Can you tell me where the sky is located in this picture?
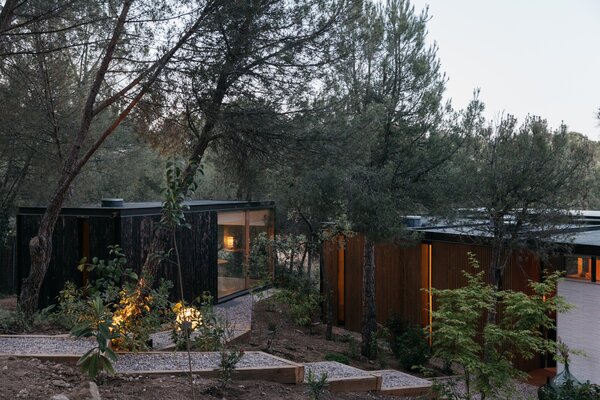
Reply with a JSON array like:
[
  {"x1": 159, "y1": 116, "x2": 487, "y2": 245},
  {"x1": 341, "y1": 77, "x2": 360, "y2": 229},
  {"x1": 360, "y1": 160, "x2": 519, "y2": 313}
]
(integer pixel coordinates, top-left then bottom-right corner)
[{"x1": 407, "y1": 0, "x2": 600, "y2": 140}]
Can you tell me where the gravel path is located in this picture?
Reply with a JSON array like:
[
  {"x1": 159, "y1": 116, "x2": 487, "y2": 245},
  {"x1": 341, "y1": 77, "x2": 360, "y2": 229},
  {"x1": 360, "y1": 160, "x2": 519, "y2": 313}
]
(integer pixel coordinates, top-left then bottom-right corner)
[
  {"x1": 304, "y1": 361, "x2": 373, "y2": 382},
  {"x1": 114, "y1": 351, "x2": 291, "y2": 372},
  {"x1": 370, "y1": 369, "x2": 431, "y2": 389},
  {"x1": 150, "y1": 289, "x2": 274, "y2": 350},
  {"x1": 432, "y1": 377, "x2": 538, "y2": 400},
  {"x1": 0, "y1": 336, "x2": 94, "y2": 355}
]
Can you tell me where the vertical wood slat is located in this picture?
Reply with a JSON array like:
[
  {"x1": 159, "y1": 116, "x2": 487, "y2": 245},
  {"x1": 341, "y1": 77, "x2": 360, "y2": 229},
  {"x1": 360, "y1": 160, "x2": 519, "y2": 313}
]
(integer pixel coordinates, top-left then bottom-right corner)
[
  {"x1": 322, "y1": 236, "x2": 546, "y2": 371},
  {"x1": 321, "y1": 238, "x2": 339, "y2": 324},
  {"x1": 344, "y1": 235, "x2": 364, "y2": 332},
  {"x1": 0, "y1": 236, "x2": 16, "y2": 293}
]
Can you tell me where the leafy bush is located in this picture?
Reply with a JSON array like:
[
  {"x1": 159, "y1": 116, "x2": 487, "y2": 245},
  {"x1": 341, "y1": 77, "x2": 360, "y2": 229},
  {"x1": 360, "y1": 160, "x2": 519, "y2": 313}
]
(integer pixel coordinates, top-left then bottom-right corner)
[
  {"x1": 71, "y1": 297, "x2": 119, "y2": 380},
  {"x1": 274, "y1": 280, "x2": 322, "y2": 328},
  {"x1": 344, "y1": 334, "x2": 361, "y2": 360},
  {"x1": 324, "y1": 352, "x2": 350, "y2": 365},
  {"x1": 430, "y1": 257, "x2": 568, "y2": 400},
  {"x1": 539, "y1": 380, "x2": 600, "y2": 400},
  {"x1": 192, "y1": 293, "x2": 227, "y2": 351},
  {"x1": 386, "y1": 314, "x2": 430, "y2": 371},
  {"x1": 111, "y1": 279, "x2": 173, "y2": 351},
  {"x1": 78, "y1": 245, "x2": 138, "y2": 304},
  {"x1": 216, "y1": 348, "x2": 244, "y2": 394},
  {"x1": 0, "y1": 308, "x2": 28, "y2": 333},
  {"x1": 55, "y1": 281, "x2": 86, "y2": 329}
]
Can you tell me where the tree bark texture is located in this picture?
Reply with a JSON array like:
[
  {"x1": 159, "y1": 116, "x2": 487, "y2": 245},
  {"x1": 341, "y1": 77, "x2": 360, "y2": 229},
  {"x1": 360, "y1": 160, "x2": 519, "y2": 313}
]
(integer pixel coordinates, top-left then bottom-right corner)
[
  {"x1": 361, "y1": 237, "x2": 377, "y2": 359},
  {"x1": 18, "y1": 0, "x2": 134, "y2": 317},
  {"x1": 0, "y1": 0, "x2": 18, "y2": 35}
]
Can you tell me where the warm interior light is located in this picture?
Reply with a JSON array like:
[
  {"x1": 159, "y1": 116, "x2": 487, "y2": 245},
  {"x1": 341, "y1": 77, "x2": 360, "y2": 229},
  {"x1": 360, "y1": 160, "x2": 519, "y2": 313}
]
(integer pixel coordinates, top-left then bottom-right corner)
[
  {"x1": 173, "y1": 302, "x2": 202, "y2": 331},
  {"x1": 226, "y1": 235, "x2": 235, "y2": 249}
]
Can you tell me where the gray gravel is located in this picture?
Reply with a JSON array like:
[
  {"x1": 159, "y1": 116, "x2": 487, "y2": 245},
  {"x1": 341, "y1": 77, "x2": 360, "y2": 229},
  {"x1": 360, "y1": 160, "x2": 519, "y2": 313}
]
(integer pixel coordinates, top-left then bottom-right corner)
[
  {"x1": 432, "y1": 377, "x2": 538, "y2": 400},
  {"x1": 114, "y1": 351, "x2": 291, "y2": 372},
  {"x1": 0, "y1": 336, "x2": 94, "y2": 355},
  {"x1": 371, "y1": 369, "x2": 431, "y2": 389},
  {"x1": 304, "y1": 361, "x2": 372, "y2": 382}
]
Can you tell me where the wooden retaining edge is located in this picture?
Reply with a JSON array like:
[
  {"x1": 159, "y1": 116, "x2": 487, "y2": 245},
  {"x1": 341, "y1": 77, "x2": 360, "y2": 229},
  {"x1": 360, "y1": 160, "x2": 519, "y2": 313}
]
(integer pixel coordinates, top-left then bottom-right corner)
[
  {"x1": 368, "y1": 370, "x2": 433, "y2": 397},
  {"x1": 378, "y1": 384, "x2": 433, "y2": 397},
  {"x1": 0, "y1": 353, "x2": 80, "y2": 364},
  {"x1": 0, "y1": 334, "x2": 71, "y2": 338},
  {"x1": 322, "y1": 375, "x2": 381, "y2": 392},
  {"x1": 1, "y1": 351, "x2": 304, "y2": 384},
  {"x1": 118, "y1": 365, "x2": 304, "y2": 385}
]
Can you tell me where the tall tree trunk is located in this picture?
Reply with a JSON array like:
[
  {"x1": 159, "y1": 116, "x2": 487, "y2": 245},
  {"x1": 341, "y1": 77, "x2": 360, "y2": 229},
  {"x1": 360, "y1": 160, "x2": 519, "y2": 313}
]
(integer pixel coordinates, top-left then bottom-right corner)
[
  {"x1": 361, "y1": 236, "x2": 377, "y2": 359},
  {"x1": 19, "y1": 183, "x2": 69, "y2": 314},
  {"x1": 18, "y1": 0, "x2": 218, "y2": 316},
  {"x1": 487, "y1": 239, "x2": 506, "y2": 325}
]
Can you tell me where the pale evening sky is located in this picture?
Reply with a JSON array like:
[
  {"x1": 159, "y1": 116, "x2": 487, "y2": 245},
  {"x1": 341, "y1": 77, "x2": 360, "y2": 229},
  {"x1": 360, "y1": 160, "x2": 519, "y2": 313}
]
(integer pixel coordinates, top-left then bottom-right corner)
[{"x1": 407, "y1": 0, "x2": 600, "y2": 139}]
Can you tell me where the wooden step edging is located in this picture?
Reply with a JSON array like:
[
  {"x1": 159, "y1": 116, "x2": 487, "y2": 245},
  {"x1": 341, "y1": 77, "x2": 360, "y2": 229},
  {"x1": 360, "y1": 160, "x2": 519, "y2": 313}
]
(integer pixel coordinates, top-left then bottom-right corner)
[
  {"x1": 1, "y1": 350, "x2": 304, "y2": 384},
  {"x1": 116, "y1": 351, "x2": 304, "y2": 385},
  {"x1": 369, "y1": 369, "x2": 433, "y2": 397},
  {"x1": 325, "y1": 374, "x2": 381, "y2": 392},
  {"x1": 119, "y1": 364, "x2": 303, "y2": 385}
]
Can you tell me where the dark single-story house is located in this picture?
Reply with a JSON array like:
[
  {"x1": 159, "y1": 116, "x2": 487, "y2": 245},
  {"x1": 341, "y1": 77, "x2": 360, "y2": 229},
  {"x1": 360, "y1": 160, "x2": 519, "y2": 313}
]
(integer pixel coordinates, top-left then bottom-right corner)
[
  {"x1": 322, "y1": 212, "x2": 600, "y2": 380},
  {"x1": 17, "y1": 199, "x2": 275, "y2": 308}
]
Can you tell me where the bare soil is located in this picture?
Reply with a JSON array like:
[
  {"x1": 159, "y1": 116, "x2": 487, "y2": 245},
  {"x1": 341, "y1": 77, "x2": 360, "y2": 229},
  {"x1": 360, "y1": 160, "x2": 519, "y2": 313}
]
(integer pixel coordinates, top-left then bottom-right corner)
[
  {"x1": 245, "y1": 299, "x2": 399, "y2": 373},
  {"x1": 0, "y1": 296, "x2": 404, "y2": 399},
  {"x1": 0, "y1": 356, "x2": 397, "y2": 400}
]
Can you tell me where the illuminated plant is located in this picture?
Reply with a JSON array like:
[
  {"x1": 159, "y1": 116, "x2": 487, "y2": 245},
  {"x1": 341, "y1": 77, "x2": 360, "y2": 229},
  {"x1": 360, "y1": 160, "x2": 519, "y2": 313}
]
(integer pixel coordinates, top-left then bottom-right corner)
[
  {"x1": 111, "y1": 278, "x2": 172, "y2": 351},
  {"x1": 71, "y1": 297, "x2": 119, "y2": 380}
]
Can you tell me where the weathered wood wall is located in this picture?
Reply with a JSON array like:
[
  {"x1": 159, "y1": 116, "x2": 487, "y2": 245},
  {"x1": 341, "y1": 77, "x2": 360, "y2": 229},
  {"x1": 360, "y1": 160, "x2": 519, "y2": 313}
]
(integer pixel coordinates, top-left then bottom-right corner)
[
  {"x1": 0, "y1": 236, "x2": 16, "y2": 293},
  {"x1": 323, "y1": 235, "x2": 547, "y2": 371},
  {"x1": 171, "y1": 211, "x2": 218, "y2": 302},
  {"x1": 18, "y1": 209, "x2": 219, "y2": 308},
  {"x1": 114, "y1": 211, "x2": 218, "y2": 302},
  {"x1": 17, "y1": 215, "x2": 92, "y2": 308},
  {"x1": 323, "y1": 235, "x2": 423, "y2": 332}
]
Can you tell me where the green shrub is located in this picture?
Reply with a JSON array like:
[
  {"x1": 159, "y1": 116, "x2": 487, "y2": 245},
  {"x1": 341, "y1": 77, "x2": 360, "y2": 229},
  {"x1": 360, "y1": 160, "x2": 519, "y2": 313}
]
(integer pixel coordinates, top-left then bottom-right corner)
[
  {"x1": 344, "y1": 334, "x2": 361, "y2": 360},
  {"x1": 275, "y1": 286, "x2": 322, "y2": 328},
  {"x1": 386, "y1": 314, "x2": 430, "y2": 371},
  {"x1": 71, "y1": 297, "x2": 119, "y2": 380},
  {"x1": 216, "y1": 349, "x2": 244, "y2": 394},
  {"x1": 78, "y1": 245, "x2": 138, "y2": 304},
  {"x1": 539, "y1": 380, "x2": 600, "y2": 400},
  {"x1": 55, "y1": 281, "x2": 86, "y2": 329},
  {"x1": 324, "y1": 352, "x2": 350, "y2": 365},
  {"x1": 111, "y1": 279, "x2": 173, "y2": 351},
  {"x1": 0, "y1": 308, "x2": 28, "y2": 333}
]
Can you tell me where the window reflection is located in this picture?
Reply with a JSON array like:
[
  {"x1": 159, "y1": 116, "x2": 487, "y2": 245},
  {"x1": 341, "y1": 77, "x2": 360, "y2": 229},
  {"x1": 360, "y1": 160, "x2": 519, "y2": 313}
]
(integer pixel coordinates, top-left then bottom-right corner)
[
  {"x1": 217, "y1": 209, "x2": 274, "y2": 298},
  {"x1": 565, "y1": 255, "x2": 600, "y2": 282}
]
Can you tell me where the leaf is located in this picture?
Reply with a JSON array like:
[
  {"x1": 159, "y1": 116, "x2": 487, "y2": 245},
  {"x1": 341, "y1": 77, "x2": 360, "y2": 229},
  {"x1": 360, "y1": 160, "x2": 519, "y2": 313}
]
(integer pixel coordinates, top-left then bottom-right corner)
[
  {"x1": 71, "y1": 321, "x2": 93, "y2": 338},
  {"x1": 104, "y1": 347, "x2": 118, "y2": 362},
  {"x1": 77, "y1": 348, "x2": 96, "y2": 365}
]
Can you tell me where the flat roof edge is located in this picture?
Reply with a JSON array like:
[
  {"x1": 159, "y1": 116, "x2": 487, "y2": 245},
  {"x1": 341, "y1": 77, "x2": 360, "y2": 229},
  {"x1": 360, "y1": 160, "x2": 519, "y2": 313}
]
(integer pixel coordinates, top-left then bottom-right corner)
[{"x1": 17, "y1": 200, "x2": 275, "y2": 217}]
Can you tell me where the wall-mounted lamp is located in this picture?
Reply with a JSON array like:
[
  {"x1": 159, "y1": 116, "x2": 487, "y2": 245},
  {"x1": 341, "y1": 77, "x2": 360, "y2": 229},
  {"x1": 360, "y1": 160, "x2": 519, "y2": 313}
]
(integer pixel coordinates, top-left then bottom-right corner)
[{"x1": 226, "y1": 236, "x2": 235, "y2": 249}]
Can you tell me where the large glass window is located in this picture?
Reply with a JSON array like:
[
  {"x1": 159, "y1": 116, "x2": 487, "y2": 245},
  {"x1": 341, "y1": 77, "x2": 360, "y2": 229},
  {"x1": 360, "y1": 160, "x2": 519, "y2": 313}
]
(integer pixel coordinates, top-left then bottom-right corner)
[
  {"x1": 565, "y1": 255, "x2": 600, "y2": 283},
  {"x1": 217, "y1": 209, "x2": 273, "y2": 298}
]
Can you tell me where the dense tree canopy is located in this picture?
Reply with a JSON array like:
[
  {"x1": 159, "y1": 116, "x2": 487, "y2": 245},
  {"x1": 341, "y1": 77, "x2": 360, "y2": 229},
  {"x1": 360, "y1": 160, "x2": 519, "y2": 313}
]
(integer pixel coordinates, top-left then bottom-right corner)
[
  {"x1": 449, "y1": 115, "x2": 594, "y2": 290},
  {"x1": 0, "y1": 0, "x2": 597, "y2": 341}
]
